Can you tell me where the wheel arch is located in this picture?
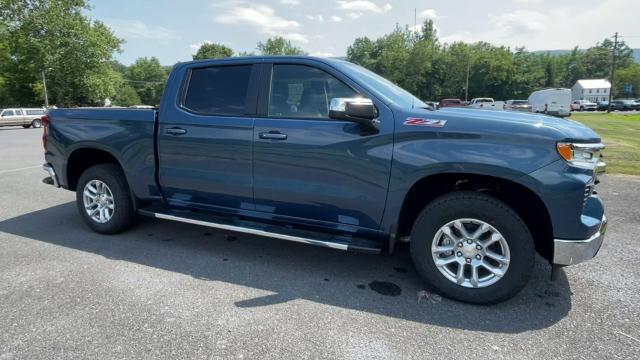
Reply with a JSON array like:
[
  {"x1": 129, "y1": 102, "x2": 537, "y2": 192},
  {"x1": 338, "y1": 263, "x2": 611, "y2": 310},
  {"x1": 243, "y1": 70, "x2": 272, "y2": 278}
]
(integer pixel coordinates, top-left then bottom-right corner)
[
  {"x1": 393, "y1": 172, "x2": 554, "y2": 261},
  {"x1": 66, "y1": 146, "x2": 126, "y2": 191}
]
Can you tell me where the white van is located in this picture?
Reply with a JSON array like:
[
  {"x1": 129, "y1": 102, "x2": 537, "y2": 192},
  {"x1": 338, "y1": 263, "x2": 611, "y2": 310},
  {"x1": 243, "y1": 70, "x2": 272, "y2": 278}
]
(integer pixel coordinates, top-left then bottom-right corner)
[{"x1": 528, "y1": 88, "x2": 571, "y2": 117}]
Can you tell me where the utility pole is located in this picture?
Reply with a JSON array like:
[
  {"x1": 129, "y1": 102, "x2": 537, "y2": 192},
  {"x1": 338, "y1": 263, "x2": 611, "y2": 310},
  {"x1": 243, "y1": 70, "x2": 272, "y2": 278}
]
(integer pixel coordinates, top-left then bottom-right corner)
[
  {"x1": 465, "y1": 60, "x2": 470, "y2": 102},
  {"x1": 607, "y1": 32, "x2": 618, "y2": 113},
  {"x1": 42, "y1": 71, "x2": 49, "y2": 108},
  {"x1": 414, "y1": 8, "x2": 417, "y2": 28}
]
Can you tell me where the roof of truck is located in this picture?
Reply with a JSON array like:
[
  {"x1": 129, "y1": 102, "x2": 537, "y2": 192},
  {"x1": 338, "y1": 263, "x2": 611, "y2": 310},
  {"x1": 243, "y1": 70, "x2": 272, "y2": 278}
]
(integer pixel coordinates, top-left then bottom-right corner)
[{"x1": 182, "y1": 56, "x2": 347, "y2": 66}]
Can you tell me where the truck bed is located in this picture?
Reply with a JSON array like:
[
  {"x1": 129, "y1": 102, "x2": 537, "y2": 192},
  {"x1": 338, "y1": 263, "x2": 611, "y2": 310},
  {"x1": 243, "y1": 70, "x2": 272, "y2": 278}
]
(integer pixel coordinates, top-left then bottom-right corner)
[{"x1": 45, "y1": 108, "x2": 160, "y2": 200}]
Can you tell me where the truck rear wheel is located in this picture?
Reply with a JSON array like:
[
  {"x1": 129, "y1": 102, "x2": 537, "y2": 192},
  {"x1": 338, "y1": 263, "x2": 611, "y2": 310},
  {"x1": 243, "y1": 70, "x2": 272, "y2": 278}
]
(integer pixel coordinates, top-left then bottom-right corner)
[
  {"x1": 410, "y1": 192, "x2": 534, "y2": 304},
  {"x1": 76, "y1": 163, "x2": 136, "y2": 234}
]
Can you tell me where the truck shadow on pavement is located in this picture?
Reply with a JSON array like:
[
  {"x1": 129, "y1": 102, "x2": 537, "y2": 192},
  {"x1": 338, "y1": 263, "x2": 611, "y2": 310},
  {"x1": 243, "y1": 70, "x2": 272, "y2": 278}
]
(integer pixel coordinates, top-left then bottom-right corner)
[{"x1": 0, "y1": 202, "x2": 572, "y2": 333}]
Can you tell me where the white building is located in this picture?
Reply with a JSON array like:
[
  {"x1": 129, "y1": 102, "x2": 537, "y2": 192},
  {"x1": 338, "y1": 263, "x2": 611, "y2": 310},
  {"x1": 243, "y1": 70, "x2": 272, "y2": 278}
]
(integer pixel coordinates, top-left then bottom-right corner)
[{"x1": 571, "y1": 79, "x2": 611, "y2": 102}]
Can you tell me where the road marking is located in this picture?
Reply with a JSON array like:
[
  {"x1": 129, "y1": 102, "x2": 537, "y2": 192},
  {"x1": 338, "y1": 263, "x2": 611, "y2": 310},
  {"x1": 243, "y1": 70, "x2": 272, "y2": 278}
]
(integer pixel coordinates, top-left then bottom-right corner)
[
  {"x1": 0, "y1": 165, "x2": 41, "y2": 175},
  {"x1": 617, "y1": 331, "x2": 640, "y2": 345}
]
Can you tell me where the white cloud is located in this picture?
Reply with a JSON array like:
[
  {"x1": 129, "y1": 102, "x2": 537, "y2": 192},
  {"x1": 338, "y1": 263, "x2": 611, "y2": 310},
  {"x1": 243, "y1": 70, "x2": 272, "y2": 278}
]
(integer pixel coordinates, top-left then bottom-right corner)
[
  {"x1": 311, "y1": 51, "x2": 335, "y2": 57},
  {"x1": 107, "y1": 19, "x2": 180, "y2": 41},
  {"x1": 489, "y1": 10, "x2": 546, "y2": 34},
  {"x1": 215, "y1": 4, "x2": 300, "y2": 31},
  {"x1": 331, "y1": 15, "x2": 343, "y2": 22},
  {"x1": 280, "y1": 33, "x2": 309, "y2": 43},
  {"x1": 335, "y1": 1, "x2": 392, "y2": 13},
  {"x1": 280, "y1": 0, "x2": 300, "y2": 5},
  {"x1": 418, "y1": 9, "x2": 439, "y2": 19},
  {"x1": 214, "y1": 2, "x2": 308, "y2": 43},
  {"x1": 347, "y1": 12, "x2": 363, "y2": 19},
  {"x1": 306, "y1": 14, "x2": 324, "y2": 22}
]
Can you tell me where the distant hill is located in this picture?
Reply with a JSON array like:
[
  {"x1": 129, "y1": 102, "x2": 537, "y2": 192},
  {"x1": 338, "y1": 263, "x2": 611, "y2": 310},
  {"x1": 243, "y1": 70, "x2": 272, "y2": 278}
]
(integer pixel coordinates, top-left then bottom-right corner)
[{"x1": 533, "y1": 49, "x2": 640, "y2": 62}]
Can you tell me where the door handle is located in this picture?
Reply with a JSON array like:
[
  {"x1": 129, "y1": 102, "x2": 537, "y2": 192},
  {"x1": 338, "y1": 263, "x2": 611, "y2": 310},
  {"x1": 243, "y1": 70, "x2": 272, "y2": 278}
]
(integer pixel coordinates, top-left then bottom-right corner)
[
  {"x1": 166, "y1": 127, "x2": 187, "y2": 136},
  {"x1": 259, "y1": 131, "x2": 288, "y2": 140}
]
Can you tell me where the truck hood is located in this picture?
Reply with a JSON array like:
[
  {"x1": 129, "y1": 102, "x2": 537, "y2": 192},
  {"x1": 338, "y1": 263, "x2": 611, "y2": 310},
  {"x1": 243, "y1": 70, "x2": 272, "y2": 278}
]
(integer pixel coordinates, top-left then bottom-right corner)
[{"x1": 423, "y1": 108, "x2": 602, "y2": 143}]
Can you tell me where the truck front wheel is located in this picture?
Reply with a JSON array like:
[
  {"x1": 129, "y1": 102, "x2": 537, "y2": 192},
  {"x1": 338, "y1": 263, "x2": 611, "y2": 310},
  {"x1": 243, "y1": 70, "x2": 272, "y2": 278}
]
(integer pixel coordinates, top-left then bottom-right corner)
[
  {"x1": 410, "y1": 192, "x2": 534, "y2": 304},
  {"x1": 76, "y1": 163, "x2": 136, "y2": 234}
]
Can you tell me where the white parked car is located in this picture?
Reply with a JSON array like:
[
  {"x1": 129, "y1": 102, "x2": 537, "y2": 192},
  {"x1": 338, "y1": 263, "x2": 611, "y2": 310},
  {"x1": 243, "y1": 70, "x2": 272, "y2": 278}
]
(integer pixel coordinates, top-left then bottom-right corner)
[
  {"x1": 528, "y1": 88, "x2": 571, "y2": 117},
  {"x1": 468, "y1": 98, "x2": 505, "y2": 111},
  {"x1": 570, "y1": 100, "x2": 597, "y2": 112},
  {"x1": 0, "y1": 108, "x2": 47, "y2": 128}
]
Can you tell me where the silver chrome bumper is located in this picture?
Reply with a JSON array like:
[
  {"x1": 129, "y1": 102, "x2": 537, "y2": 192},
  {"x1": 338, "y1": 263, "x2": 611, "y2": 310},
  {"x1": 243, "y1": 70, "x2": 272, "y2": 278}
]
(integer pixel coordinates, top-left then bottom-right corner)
[
  {"x1": 553, "y1": 215, "x2": 607, "y2": 266},
  {"x1": 42, "y1": 163, "x2": 59, "y2": 187}
]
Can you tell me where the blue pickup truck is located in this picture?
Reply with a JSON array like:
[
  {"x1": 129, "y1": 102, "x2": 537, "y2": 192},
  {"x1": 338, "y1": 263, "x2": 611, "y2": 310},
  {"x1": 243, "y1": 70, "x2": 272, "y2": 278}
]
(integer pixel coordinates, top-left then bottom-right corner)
[{"x1": 41, "y1": 56, "x2": 607, "y2": 304}]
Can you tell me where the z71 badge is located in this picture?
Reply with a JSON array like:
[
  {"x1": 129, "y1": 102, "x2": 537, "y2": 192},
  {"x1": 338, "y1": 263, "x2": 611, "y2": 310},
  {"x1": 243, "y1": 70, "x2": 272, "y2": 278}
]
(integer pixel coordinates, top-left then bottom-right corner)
[{"x1": 404, "y1": 118, "x2": 447, "y2": 127}]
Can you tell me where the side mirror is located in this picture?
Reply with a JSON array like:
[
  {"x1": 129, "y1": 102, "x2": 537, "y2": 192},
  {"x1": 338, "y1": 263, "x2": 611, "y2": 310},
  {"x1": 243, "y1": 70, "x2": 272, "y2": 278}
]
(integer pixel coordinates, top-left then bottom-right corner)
[{"x1": 329, "y1": 97, "x2": 379, "y2": 132}]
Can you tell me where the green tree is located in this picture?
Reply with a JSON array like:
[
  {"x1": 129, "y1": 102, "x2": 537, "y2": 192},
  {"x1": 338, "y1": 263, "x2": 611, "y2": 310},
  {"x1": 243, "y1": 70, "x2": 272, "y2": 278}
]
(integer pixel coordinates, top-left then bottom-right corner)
[
  {"x1": 615, "y1": 64, "x2": 640, "y2": 98},
  {"x1": 347, "y1": 37, "x2": 376, "y2": 69},
  {"x1": 192, "y1": 42, "x2": 233, "y2": 60},
  {"x1": 128, "y1": 57, "x2": 167, "y2": 105},
  {"x1": 256, "y1": 37, "x2": 306, "y2": 55},
  {"x1": 0, "y1": 0, "x2": 122, "y2": 106},
  {"x1": 112, "y1": 83, "x2": 141, "y2": 107},
  {"x1": 561, "y1": 47, "x2": 586, "y2": 88}
]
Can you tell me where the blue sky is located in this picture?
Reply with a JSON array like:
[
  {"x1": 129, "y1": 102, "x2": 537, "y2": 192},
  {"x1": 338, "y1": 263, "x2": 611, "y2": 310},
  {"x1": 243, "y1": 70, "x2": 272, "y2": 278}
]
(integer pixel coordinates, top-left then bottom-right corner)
[{"x1": 89, "y1": 0, "x2": 640, "y2": 65}]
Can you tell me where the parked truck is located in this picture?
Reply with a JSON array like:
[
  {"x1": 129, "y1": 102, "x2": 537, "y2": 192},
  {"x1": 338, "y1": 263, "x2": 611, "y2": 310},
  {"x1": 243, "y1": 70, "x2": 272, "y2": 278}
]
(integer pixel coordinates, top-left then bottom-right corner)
[
  {"x1": 468, "y1": 98, "x2": 505, "y2": 111},
  {"x1": 41, "y1": 56, "x2": 607, "y2": 304},
  {"x1": 0, "y1": 108, "x2": 46, "y2": 128}
]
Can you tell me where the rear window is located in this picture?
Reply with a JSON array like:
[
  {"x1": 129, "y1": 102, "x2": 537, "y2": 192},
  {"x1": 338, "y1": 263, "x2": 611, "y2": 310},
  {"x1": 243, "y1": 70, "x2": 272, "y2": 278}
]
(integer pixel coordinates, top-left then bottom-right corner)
[{"x1": 183, "y1": 65, "x2": 252, "y2": 116}]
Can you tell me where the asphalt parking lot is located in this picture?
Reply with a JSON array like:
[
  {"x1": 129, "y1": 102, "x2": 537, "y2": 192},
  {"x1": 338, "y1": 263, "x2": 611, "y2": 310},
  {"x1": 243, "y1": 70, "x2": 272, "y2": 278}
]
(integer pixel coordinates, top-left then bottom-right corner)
[{"x1": 1, "y1": 127, "x2": 639, "y2": 359}]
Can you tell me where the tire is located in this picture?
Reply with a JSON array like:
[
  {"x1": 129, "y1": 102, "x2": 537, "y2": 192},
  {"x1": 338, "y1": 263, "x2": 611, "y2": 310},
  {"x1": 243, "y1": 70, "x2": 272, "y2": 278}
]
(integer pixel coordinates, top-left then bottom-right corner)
[
  {"x1": 31, "y1": 119, "x2": 41, "y2": 128},
  {"x1": 579, "y1": 106, "x2": 584, "y2": 112},
  {"x1": 76, "y1": 163, "x2": 136, "y2": 234},
  {"x1": 410, "y1": 192, "x2": 535, "y2": 304}
]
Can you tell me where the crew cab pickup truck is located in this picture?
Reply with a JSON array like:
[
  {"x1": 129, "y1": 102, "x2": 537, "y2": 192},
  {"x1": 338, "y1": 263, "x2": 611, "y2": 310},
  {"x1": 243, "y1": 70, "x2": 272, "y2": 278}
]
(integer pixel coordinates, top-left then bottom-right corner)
[{"x1": 41, "y1": 56, "x2": 607, "y2": 304}]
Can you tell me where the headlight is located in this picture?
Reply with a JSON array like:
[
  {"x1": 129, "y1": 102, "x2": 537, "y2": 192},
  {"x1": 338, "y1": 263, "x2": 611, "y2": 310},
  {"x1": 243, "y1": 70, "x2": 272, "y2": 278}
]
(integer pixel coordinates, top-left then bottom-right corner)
[{"x1": 556, "y1": 142, "x2": 606, "y2": 173}]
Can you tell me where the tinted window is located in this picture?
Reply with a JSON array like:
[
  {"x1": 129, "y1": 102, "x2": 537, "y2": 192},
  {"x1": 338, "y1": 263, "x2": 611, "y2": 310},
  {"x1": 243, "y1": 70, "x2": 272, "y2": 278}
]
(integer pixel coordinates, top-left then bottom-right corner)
[
  {"x1": 183, "y1": 65, "x2": 252, "y2": 115},
  {"x1": 2, "y1": 110, "x2": 15, "y2": 116},
  {"x1": 269, "y1": 65, "x2": 358, "y2": 118}
]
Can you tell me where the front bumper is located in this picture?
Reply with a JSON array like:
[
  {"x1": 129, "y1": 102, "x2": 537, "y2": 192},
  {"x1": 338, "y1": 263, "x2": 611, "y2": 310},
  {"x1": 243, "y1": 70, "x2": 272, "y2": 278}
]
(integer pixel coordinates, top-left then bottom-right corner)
[{"x1": 553, "y1": 214, "x2": 607, "y2": 266}]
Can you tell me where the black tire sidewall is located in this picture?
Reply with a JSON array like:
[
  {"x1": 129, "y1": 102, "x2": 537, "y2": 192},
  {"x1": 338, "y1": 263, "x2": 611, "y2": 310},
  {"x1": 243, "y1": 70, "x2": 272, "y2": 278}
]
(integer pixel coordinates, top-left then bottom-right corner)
[
  {"x1": 410, "y1": 192, "x2": 535, "y2": 304},
  {"x1": 76, "y1": 163, "x2": 135, "y2": 234}
]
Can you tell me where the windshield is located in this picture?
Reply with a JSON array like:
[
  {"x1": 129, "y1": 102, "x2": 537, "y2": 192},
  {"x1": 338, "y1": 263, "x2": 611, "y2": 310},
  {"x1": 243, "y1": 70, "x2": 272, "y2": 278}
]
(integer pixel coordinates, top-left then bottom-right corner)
[{"x1": 337, "y1": 61, "x2": 427, "y2": 109}]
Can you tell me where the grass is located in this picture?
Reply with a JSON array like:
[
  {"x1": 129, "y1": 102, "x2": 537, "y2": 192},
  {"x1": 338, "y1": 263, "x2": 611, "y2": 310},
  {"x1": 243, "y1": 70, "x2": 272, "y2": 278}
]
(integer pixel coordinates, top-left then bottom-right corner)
[{"x1": 569, "y1": 112, "x2": 640, "y2": 175}]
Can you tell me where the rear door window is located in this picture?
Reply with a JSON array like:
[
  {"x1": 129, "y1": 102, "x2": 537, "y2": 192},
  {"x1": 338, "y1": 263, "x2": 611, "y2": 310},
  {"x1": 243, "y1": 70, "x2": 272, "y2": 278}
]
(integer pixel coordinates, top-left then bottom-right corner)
[{"x1": 183, "y1": 65, "x2": 252, "y2": 116}]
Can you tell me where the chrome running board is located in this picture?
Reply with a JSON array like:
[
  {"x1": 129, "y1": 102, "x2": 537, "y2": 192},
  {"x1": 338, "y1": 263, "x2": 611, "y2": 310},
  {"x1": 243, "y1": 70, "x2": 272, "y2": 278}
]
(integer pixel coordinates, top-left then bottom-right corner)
[{"x1": 139, "y1": 209, "x2": 382, "y2": 254}]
